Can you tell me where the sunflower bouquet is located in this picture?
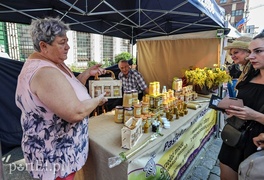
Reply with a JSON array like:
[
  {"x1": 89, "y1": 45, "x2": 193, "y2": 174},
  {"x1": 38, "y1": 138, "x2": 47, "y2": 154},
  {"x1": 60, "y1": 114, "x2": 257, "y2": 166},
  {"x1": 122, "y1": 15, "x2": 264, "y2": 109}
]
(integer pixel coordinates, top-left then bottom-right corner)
[{"x1": 185, "y1": 65, "x2": 231, "y2": 90}]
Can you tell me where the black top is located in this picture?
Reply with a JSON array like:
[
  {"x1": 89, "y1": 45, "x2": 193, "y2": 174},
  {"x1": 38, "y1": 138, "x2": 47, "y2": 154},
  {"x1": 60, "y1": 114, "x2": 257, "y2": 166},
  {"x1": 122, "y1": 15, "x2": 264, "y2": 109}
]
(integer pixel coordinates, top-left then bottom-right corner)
[
  {"x1": 228, "y1": 63, "x2": 242, "y2": 79},
  {"x1": 218, "y1": 78, "x2": 264, "y2": 172}
]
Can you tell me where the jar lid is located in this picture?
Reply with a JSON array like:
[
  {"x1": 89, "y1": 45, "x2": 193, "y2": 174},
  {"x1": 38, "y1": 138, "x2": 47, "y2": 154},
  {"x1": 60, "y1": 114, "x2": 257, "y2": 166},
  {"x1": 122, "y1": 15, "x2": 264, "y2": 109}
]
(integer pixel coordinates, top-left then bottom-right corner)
[
  {"x1": 115, "y1": 106, "x2": 123, "y2": 109},
  {"x1": 124, "y1": 107, "x2": 134, "y2": 110},
  {"x1": 124, "y1": 90, "x2": 132, "y2": 94},
  {"x1": 131, "y1": 89, "x2": 138, "y2": 93}
]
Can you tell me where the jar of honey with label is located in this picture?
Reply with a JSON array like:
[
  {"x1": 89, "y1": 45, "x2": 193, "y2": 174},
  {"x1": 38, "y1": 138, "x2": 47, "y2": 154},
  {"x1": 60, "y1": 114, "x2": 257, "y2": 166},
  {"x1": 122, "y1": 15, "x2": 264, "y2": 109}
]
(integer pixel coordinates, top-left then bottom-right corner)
[
  {"x1": 142, "y1": 102, "x2": 149, "y2": 115},
  {"x1": 114, "y1": 106, "x2": 124, "y2": 123},
  {"x1": 104, "y1": 86, "x2": 111, "y2": 97},
  {"x1": 94, "y1": 86, "x2": 102, "y2": 97},
  {"x1": 131, "y1": 90, "x2": 138, "y2": 102},
  {"x1": 133, "y1": 103, "x2": 142, "y2": 118},
  {"x1": 113, "y1": 86, "x2": 120, "y2": 96},
  {"x1": 124, "y1": 107, "x2": 134, "y2": 123},
  {"x1": 123, "y1": 91, "x2": 132, "y2": 107}
]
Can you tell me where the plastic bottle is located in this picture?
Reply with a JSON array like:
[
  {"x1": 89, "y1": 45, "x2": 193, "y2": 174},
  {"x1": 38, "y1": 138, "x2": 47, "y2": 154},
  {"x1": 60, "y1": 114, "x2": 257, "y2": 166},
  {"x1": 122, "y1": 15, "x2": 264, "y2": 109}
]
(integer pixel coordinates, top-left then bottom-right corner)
[{"x1": 162, "y1": 86, "x2": 167, "y2": 93}]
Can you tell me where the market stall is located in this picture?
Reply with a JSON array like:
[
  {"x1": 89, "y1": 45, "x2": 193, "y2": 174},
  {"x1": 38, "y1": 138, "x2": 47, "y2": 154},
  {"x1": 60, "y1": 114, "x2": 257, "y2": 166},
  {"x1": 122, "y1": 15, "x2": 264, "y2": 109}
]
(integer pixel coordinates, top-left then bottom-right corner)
[
  {"x1": 137, "y1": 30, "x2": 222, "y2": 90},
  {"x1": 75, "y1": 97, "x2": 216, "y2": 180},
  {"x1": 0, "y1": 0, "x2": 225, "y2": 154}
]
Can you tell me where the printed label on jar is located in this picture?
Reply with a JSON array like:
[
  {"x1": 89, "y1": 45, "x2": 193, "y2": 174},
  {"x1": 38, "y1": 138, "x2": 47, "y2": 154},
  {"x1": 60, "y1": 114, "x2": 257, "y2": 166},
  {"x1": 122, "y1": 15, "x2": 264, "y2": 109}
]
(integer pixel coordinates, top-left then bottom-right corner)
[
  {"x1": 142, "y1": 106, "x2": 149, "y2": 114},
  {"x1": 115, "y1": 106, "x2": 123, "y2": 123},
  {"x1": 136, "y1": 108, "x2": 141, "y2": 114},
  {"x1": 104, "y1": 86, "x2": 111, "y2": 97}
]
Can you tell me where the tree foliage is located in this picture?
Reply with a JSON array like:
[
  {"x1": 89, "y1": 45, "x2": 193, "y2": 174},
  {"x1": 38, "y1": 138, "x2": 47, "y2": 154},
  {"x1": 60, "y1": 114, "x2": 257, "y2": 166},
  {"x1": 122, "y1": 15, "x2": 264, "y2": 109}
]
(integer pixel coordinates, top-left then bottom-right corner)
[{"x1": 114, "y1": 52, "x2": 132, "y2": 64}]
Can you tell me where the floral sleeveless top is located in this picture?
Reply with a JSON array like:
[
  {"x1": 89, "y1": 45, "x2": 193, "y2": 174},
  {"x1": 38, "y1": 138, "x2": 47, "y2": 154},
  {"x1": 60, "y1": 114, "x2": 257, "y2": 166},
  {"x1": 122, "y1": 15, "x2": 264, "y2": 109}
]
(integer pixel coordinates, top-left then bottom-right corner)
[{"x1": 15, "y1": 59, "x2": 90, "y2": 179}]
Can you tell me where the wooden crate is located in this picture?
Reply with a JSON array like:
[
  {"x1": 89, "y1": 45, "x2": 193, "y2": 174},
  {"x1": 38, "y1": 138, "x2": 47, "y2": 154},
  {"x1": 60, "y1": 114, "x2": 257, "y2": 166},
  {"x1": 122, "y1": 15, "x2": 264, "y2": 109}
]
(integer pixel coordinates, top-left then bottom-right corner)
[
  {"x1": 88, "y1": 70, "x2": 122, "y2": 99},
  {"x1": 121, "y1": 117, "x2": 142, "y2": 149}
]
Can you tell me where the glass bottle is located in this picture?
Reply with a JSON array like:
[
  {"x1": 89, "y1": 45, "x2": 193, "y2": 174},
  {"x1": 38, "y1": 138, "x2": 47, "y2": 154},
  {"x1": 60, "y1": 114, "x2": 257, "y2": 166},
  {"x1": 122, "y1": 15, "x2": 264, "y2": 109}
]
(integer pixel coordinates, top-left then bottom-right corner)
[
  {"x1": 142, "y1": 102, "x2": 149, "y2": 115},
  {"x1": 162, "y1": 86, "x2": 167, "y2": 94},
  {"x1": 94, "y1": 86, "x2": 102, "y2": 97},
  {"x1": 113, "y1": 86, "x2": 120, "y2": 96},
  {"x1": 104, "y1": 86, "x2": 111, "y2": 97},
  {"x1": 114, "y1": 106, "x2": 124, "y2": 123},
  {"x1": 133, "y1": 103, "x2": 142, "y2": 118},
  {"x1": 124, "y1": 107, "x2": 134, "y2": 123},
  {"x1": 123, "y1": 91, "x2": 132, "y2": 108}
]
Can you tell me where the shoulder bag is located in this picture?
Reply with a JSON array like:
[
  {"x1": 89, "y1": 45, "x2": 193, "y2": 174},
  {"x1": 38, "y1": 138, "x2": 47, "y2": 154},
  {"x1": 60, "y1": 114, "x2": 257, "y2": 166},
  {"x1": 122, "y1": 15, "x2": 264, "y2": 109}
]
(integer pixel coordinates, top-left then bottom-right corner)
[
  {"x1": 221, "y1": 116, "x2": 252, "y2": 148},
  {"x1": 221, "y1": 105, "x2": 264, "y2": 148}
]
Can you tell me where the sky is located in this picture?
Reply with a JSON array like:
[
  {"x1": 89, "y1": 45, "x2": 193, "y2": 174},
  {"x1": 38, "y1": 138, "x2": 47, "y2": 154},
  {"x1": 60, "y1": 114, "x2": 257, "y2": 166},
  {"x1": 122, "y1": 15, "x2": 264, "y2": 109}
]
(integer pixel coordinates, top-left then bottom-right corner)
[{"x1": 247, "y1": 0, "x2": 264, "y2": 33}]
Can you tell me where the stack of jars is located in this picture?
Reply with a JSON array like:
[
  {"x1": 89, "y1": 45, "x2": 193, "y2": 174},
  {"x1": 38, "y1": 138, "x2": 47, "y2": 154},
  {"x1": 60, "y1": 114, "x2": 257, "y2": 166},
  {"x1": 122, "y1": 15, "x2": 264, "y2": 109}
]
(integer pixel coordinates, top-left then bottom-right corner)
[
  {"x1": 149, "y1": 81, "x2": 160, "y2": 96},
  {"x1": 114, "y1": 89, "x2": 142, "y2": 124},
  {"x1": 122, "y1": 90, "x2": 134, "y2": 123}
]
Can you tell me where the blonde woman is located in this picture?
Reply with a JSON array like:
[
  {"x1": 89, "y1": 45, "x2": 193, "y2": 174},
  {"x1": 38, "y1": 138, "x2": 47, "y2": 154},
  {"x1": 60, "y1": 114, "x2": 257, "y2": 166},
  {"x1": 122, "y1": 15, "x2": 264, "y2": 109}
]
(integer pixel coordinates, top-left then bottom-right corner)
[{"x1": 224, "y1": 36, "x2": 252, "y2": 97}]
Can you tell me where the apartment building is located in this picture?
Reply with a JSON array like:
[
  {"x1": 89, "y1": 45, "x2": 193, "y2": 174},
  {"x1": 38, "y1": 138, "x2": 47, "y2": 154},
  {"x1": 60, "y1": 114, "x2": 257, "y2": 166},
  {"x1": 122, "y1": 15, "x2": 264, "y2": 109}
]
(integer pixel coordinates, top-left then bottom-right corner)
[
  {"x1": 215, "y1": 0, "x2": 253, "y2": 33},
  {"x1": 0, "y1": 21, "x2": 132, "y2": 68}
]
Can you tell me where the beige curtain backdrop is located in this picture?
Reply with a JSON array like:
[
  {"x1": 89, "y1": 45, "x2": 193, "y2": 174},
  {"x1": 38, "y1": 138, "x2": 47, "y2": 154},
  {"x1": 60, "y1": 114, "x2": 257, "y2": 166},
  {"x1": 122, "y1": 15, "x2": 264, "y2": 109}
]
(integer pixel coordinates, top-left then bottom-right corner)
[{"x1": 137, "y1": 38, "x2": 220, "y2": 90}]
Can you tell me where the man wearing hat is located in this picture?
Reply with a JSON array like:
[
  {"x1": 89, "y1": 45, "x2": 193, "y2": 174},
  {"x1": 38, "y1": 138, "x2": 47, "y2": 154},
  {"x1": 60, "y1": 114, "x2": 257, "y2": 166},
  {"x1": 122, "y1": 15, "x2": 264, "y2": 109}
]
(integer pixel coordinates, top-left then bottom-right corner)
[{"x1": 224, "y1": 36, "x2": 252, "y2": 97}]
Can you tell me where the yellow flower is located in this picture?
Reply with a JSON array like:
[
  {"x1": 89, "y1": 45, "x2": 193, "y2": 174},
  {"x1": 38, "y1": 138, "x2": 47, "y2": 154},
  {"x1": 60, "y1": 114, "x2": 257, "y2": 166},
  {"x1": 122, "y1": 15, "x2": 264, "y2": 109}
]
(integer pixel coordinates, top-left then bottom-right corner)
[{"x1": 185, "y1": 65, "x2": 231, "y2": 89}]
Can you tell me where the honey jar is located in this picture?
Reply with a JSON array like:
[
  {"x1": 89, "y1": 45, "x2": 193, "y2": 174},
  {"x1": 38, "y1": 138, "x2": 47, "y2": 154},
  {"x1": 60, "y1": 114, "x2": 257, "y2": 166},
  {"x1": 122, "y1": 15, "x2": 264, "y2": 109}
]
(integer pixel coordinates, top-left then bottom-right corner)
[
  {"x1": 94, "y1": 86, "x2": 102, "y2": 97},
  {"x1": 155, "y1": 81, "x2": 160, "y2": 95},
  {"x1": 104, "y1": 86, "x2": 111, "y2": 97},
  {"x1": 124, "y1": 107, "x2": 134, "y2": 123},
  {"x1": 114, "y1": 106, "x2": 123, "y2": 123},
  {"x1": 149, "y1": 95, "x2": 155, "y2": 109},
  {"x1": 141, "y1": 102, "x2": 149, "y2": 115},
  {"x1": 131, "y1": 90, "x2": 138, "y2": 102},
  {"x1": 149, "y1": 82, "x2": 155, "y2": 95},
  {"x1": 113, "y1": 86, "x2": 120, "y2": 96},
  {"x1": 123, "y1": 91, "x2": 132, "y2": 107},
  {"x1": 133, "y1": 103, "x2": 142, "y2": 118}
]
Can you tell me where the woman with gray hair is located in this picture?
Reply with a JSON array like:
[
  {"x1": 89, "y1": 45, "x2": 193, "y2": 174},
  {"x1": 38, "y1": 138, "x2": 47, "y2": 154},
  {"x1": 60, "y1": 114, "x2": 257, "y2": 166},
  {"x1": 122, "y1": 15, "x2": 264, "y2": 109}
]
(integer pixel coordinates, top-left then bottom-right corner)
[{"x1": 15, "y1": 17, "x2": 108, "y2": 180}]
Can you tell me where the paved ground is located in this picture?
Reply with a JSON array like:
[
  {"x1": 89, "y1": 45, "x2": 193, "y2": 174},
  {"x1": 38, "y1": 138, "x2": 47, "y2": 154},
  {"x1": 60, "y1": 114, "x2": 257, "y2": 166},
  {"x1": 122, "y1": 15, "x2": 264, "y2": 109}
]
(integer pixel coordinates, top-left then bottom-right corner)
[{"x1": 181, "y1": 134, "x2": 223, "y2": 180}]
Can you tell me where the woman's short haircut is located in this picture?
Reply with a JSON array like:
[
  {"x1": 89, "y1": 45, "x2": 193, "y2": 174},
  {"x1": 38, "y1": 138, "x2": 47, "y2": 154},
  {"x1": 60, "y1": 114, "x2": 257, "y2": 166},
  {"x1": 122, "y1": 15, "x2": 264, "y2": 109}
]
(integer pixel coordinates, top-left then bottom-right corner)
[{"x1": 29, "y1": 17, "x2": 70, "y2": 52}]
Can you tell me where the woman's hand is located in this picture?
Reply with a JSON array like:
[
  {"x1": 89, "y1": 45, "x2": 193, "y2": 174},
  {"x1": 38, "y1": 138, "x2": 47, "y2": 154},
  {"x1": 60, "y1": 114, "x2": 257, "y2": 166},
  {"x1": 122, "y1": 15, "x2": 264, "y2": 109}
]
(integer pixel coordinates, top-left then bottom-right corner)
[
  {"x1": 77, "y1": 64, "x2": 106, "y2": 85},
  {"x1": 97, "y1": 92, "x2": 108, "y2": 106},
  {"x1": 225, "y1": 105, "x2": 257, "y2": 120},
  {"x1": 88, "y1": 64, "x2": 106, "y2": 77},
  {"x1": 225, "y1": 105, "x2": 264, "y2": 124},
  {"x1": 253, "y1": 133, "x2": 264, "y2": 150}
]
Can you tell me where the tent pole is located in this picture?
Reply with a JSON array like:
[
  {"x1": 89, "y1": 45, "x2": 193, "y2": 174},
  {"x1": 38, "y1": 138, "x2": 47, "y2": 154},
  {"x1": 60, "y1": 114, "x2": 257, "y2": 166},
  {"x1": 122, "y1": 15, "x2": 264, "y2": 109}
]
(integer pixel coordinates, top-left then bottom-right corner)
[{"x1": 131, "y1": 27, "x2": 134, "y2": 63}]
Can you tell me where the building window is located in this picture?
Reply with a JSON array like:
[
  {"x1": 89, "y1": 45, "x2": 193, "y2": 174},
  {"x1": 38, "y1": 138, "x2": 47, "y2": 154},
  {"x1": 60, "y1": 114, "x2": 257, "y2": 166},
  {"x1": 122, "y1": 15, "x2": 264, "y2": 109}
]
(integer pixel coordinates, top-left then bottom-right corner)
[
  {"x1": 120, "y1": 39, "x2": 130, "y2": 52},
  {"x1": 76, "y1": 32, "x2": 91, "y2": 62},
  {"x1": 0, "y1": 22, "x2": 9, "y2": 54},
  {"x1": 231, "y1": 10, "x2": 244, "y2": 16},
  {"x1": 236, "y1": 10, "x2": 243, "y2": 16},
  {"x1": 103, "y1": 35, "x2": 113, "y2": 62},
  {"x1": 17, "y1": 24, "x2": 34, "y2": 61},
  {"x1": 245, "y1": 25, "x2": 254, "y2": 34},
  {"x1": 220, "y1": 0, "x2": 227, "y2": 3}
]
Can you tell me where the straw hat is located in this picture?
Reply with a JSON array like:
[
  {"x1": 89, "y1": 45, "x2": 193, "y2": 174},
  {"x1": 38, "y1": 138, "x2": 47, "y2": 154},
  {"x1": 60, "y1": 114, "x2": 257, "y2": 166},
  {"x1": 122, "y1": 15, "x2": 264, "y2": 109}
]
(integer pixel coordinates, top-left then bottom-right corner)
[{"x1": 224, "y1": 36, "x2": 252, "y2": 51}]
